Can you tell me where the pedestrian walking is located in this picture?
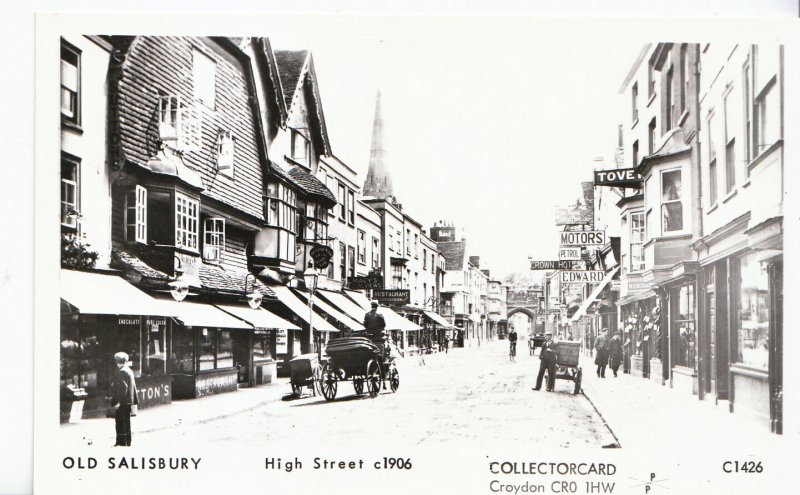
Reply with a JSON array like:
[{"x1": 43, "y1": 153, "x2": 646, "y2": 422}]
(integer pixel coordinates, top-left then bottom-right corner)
[
  {"x1": 443, "y1": 334, "x2": 449, "y2": 354},
  {"x1": 594, "y1": 328, "x2": 609, "y2": 378},
  {"x1": 508, "y1": 324, "x2": 518, "y2": 362},
  {"x1": 533, "y1": 332, "x2": 557, "y2": 392},
  {"x1": 608, "y1": 331, "x2": 623, "y2": 377},
  {"x1": 110, "y1": 351, "x2": 138, "y2": 447}
]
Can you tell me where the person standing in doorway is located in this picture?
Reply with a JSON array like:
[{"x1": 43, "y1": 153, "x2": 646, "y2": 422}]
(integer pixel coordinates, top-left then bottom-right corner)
[
  {"x1": 608, "y1": 331, "x2": 623, "y2": 377},
  {"x1": 111, "y1": 352, "x2": 138, "y2": 447},
  {"x1": 594, "y1": 328, "x2": 609, "y2": 378},
  {"x1": 533, "y1": 332, "x2": 557, "y2": 392}
]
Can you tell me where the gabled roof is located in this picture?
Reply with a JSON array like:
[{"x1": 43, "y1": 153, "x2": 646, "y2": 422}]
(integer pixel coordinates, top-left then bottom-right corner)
[
  {"x1": 274, "y1": 50, "x2": 308, "y2": 110},
  {"x1": 287, "y1": 166, "x2": 337, "y2": 205},
  {"x1": 437, "y1": 241, "x2": 467, "y2": 271}
]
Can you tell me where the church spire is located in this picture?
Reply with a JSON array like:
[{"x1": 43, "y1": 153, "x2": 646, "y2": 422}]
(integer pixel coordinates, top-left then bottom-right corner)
[{"x1": 363, "y1": 90, "x2": 394, "y2": 199}]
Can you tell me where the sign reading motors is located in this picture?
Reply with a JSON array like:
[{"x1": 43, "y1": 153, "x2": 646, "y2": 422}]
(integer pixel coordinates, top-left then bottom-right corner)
[
  {"x1": 560, "y1": 270, "x2": 606, "y2": 284},
  {"x1": 559, "y1": 230, "x2": 606, "y2": 246}
]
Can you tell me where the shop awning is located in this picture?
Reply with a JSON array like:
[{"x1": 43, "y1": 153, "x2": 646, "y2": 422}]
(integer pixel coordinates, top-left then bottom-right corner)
[
  {"x1": 379, "y1": 307, "x2": 422, "y2": 332},
  {"x1": 617, "y1": 289, "x2": 657, "y2": 307},
  {"x1": 215, "y1": 304, "x2": 300, "y2": 331},
  {"x1": 422, "y1": 310, "x2": 452, "y2": 328},
  {"x1": 291, "y1": 289, "x2": 364, "y2": 332},
  {"x1": 317, "y1": 289, "x2": 369, "y2": 323},
  {"x1": 156, "y1": 298, "x2": 252, "y2": 329},
  {"x1": 270, "y1": 286, "x2": 338, "y2": 332},
  {"x1": 60, "y1": 269, "x2": 176, "y2": 317},
  {"x1": 570, "y1": 267, "x2": 620, "y2": 322},
  {"x1": 344, "y1": 290, "x2": 372, "y2": 311}
]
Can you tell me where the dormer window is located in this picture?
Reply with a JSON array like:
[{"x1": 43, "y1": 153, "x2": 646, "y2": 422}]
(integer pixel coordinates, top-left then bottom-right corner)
[
  {"x1": 216, "y1": 130, "x2": 235, "y2": 176},
  {"x1": 158, "y1": 95, "x2": 202, "y2": 151},
  {"x1": 203, "y1": 218, "x2": 225, "y2": 262},
  {"x1": 291, "y1": 130, "x2": 310, "y2": 165}
]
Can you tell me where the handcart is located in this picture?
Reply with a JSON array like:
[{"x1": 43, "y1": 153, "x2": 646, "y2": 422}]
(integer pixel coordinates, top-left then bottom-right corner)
[
  {"x1": 318, "y1": 336, "x2": 400, "y2": 401},
  {"x1": 288, "y1": 353, "x2": 321, "y2": 397},
  {"x1": 545, "y1": 340, "x2": 583, "y2": 395}
]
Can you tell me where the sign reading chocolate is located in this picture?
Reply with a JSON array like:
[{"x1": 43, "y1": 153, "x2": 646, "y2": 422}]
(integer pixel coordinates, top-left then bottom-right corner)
[
  {"x1": 593, "y1": 167, "x2": 643, "y2": 188},
  {"x1": 559, "y1": 230, "x2": 607, "y2": 246}
]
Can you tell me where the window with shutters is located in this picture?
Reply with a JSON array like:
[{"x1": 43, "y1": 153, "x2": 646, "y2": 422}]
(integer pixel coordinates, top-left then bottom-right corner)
[
  {"x1": 125, "y1": 185, "x2": 147, "y2": 244},
  {"x1": 203, "y1": 218, "x2": 225, "y2": 262},
  {"x1": 158, "y1": 95, "x2": 202, "y2": 152},
  {"x1": 216, "y1": 131, "x2": 235, "y2": 177},
  {"x1": 61, "y1": 39, "x2": 81, "y2": 126}
]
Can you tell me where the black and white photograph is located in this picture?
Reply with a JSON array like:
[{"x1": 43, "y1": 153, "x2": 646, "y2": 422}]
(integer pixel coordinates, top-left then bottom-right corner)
[{"x1": 25, "y1": 9, "x2": 798, "y2": 495}]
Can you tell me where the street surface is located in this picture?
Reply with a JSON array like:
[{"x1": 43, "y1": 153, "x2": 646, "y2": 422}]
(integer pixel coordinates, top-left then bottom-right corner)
[{"x1": 113, "y1": 339, "x2": 614, "y2": 448}]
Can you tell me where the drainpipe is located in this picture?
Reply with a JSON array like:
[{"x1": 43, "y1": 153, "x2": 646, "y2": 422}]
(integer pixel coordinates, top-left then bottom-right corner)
[{"x1": 690, "y1": 43, "x2": 703, "y2": 245}]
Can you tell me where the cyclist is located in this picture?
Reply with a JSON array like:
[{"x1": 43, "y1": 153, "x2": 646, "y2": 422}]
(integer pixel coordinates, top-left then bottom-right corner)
[{"x1": 508, "y1": 324, "x2": 518, "y2": 361}]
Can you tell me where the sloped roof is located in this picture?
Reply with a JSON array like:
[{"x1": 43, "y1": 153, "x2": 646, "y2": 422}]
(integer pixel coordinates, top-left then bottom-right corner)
[
  {"x1": 197, "y1": 264, "x2": 275, "y2": 298},
  {"x1": 274, "y1": 50, "x2": 308, "y2": 109},
  {"x1": 287, "y1": 166, "x2": 337, "y2": 205},
  {"x1": 112, "y1": 249, "x2": 170, "y2": 281},
  {"x1": 437, "y1": 241, "x2": 466, "y2": 271}
]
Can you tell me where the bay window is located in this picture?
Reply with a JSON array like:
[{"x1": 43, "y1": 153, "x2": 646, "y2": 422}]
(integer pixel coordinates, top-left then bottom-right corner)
[
  {"x1": 630, "y1": 212, "x2": 645, "y2": 272},
  {"x1": 265, "y1": 182, "x2": 297, "y2": 233},
  {"x1": 660, "y1": 169, "x2": 683, "y2": 233},
  {"x1": 124, "y1": 185, "x2": 147, "y2": 243}
]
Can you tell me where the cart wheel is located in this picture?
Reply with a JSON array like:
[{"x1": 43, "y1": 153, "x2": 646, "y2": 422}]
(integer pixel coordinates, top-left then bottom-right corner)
[
  {"x1": 291, "y1": 381, "x2": 302, "y2": 397},
  {"x1": 574, "y1": 368, "x2": 582, "y2": 395},
  {"x1": 353, "y1": 377, "x2": 364, "y2": 395},
  {"x1": 388, "y1": 364, "x2": 400, "y2": 393},
  {"x1": 320, "y1": 363, "x2": 338, "y2": 401},
  {"x1": 366, "y1": 359, "x2": 381, "y2": 398},
  {"x1": 312, "y1": 365, "x2": 322, "y2": 396}
]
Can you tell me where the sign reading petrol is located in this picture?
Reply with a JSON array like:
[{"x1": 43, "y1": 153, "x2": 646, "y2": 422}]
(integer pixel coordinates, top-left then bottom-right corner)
[{"x1": 558, "y1": 247, "x2": 582, "y2": 260}]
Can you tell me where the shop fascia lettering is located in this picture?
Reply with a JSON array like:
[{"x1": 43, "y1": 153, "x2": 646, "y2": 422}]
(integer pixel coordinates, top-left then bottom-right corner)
[
  {"x1": 560, "y1": 271, "x2": 605, "y2": 283},
  {"x1": 559, "y1": 230, "x2": 606, "y2": 246}
]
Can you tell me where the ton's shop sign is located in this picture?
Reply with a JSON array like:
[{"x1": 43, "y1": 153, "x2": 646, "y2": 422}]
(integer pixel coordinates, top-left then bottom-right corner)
[
  {"x1": 560, "y1": 230, "x2": 606, "y2": 246},
  {"x1": 559, "y1": 247, "x2": 581, "y2": 260},
  {"x1": 560, "y1": 270, "x2": 606, "y2": 284}
]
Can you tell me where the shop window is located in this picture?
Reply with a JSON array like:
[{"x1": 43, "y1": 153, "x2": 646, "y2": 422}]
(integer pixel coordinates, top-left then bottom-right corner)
[
  {"x1": 175, "y1": 193, "x2": 199, "y2": 251},
  {"x1": 198, "y1": 329, "x2": 216, "y2": 371},
  {"x1": 216, "y1": 131, "x2": 235, "y2": 177},
  {"x1": 192, "y1": 48, "x2": 216, "y2": 109},
  {"x1": 143, "y1": 318, "x2": 167, "y2": 375},
  {"x1": 61, "y1": 157, "x2": 79, "y2": 229},
  {"x1": 61, "y1": 39, "x2": 80, "y2": 126},
  {"x1": 217, "y1": 331, "x2": 233, "y2": 369},
  {"x1": 203, "y1": 218, "x2": 225, "y2": 262},
  {"x1": 357, "y1": 230, "x2": 366, "y2": 264},
  {"x1": 124, "y1": 185, "x2": 147, "y2": 244},
  {"x1": 660, "y1": 169, "x2": 683, "y2": 233},
  {"x1": 733, "y1": 251, "x2": 772, "y2": 369},
  {"x1": 674, "y1": 284, "x2": 697, "y2": 370},
  {"x1": 170, "y1": 328, "x2": 195, "y2": 373},
  {"x1": 253, "y1": 330, "x2": 273, "y2": 361}
]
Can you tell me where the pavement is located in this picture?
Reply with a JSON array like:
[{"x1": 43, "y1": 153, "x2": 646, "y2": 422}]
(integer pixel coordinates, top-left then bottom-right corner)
[{"x1": 578, "y1": 351, "x2": 783, "y2": 450}]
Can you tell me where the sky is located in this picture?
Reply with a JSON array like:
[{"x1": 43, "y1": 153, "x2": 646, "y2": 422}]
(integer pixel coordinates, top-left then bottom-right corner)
[{"x1": 265, "y1": 16, "x2": 643, "y2": 281}]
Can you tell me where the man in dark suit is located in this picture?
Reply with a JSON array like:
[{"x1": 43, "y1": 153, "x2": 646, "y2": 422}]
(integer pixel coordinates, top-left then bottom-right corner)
[
  {"x1": 363, "y1": 301, "x2": 387, "y2": 339},
  {"x1": 533, "y1": 332, "x2": 557, "y2": 392},
  {"x1": 111, "y1": 352, "x2": 138, "y2": 447}
]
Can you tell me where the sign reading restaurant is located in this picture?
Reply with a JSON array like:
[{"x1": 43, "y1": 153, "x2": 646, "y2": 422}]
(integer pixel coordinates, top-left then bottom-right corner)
[
  {"x1": 559, "y1": 230, "x2": 606, "y2": 246},
  {"x1": 530, "y1": 260, "x2": 574, "y2": 270},
  {"x1": 373, "y1": 289, "x2": 411, "y2": 305},
  {"x1": 560, "y1": 270, "x2": 606, "y2": 284},
  {"x1": 593, "y1": 167, "x2": 643, "y2": 189}
]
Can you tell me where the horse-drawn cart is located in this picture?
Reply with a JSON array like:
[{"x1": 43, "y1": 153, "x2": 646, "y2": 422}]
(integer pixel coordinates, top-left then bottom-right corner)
[
  {"x1": 545, "y1": 340, "x2": 583, "y2": 395},
  {"x1": 318, "y1": 336, "x2": 399, "y2": 401},
  {"x1": 288, "y1": 353, "x2": 321, "y2": 397}
]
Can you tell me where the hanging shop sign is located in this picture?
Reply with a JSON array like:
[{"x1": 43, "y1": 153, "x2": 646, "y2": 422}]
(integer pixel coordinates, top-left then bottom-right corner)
[
  {"x1": 559, "y1": 247, "x2": 582, "y2": 260},
  {"x1": 560, "y1": 270, "x2": 606, "y2": 284},
  {"x1": 627, "y1": 280, "x2": 651, "y2": 291},
  {"x1": 310, "y1": 245, "x2": 334, "y2": 270},
  {"x1": 555, "y1": 203, "x2": 593, "y2": 226},
  {"x1": 373, "y1": 289, "x2": 411, "y2": 305},
  {"x1": 593, "y1": 168, "x2": 643, "y2": 189},
  {"x1": 559, "y1": 230, "x2": 606, "y2": 246},
  {"x1": 530, "y1": 260, "x2": 575, "y2": 270},
  {"x1": 347, "y1": 274, "x2": 383, "y2": 290}
]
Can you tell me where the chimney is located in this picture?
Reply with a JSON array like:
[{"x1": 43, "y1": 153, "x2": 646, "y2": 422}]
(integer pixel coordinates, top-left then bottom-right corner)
[{"x1": 469, "y1": 256, "x2": 480, "y2": 268}]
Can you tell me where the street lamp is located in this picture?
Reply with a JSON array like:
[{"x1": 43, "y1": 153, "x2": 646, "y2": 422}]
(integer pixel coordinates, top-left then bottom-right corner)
[
  {"x1": 168, "y1": 256, "x2": 189, "y2": 302},
  {"x1": 303, "y1": 262, "x2": 320, "y2": 359}
]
